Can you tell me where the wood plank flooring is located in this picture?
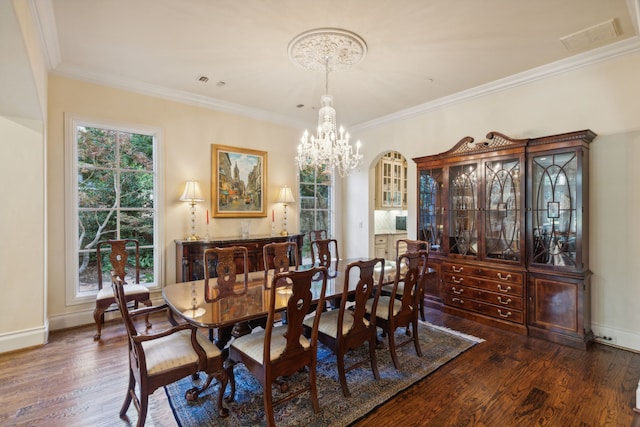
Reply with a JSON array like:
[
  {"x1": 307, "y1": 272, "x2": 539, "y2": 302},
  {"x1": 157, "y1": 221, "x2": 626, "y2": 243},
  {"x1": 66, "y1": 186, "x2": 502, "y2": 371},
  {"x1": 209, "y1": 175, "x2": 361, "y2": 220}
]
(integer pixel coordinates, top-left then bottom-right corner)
[{"x1": 1, "y1": 308, "x2": 639, "y2": 426}]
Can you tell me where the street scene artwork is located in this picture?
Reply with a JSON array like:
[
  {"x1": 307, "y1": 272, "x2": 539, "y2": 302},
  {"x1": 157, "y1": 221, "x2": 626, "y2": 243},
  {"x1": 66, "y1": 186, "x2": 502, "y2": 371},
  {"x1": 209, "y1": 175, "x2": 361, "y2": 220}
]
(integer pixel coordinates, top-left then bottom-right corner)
[{"x1": 212, "y1": 145, "x2": 267, "y2": 218}]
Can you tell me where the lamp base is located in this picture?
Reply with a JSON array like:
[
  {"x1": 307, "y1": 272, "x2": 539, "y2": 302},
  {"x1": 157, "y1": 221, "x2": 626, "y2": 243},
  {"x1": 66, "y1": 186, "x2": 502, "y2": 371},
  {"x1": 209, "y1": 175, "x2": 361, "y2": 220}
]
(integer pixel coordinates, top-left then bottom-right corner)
[{"x1": 280, "y1": 230, "x2": 289, "y2": 236}]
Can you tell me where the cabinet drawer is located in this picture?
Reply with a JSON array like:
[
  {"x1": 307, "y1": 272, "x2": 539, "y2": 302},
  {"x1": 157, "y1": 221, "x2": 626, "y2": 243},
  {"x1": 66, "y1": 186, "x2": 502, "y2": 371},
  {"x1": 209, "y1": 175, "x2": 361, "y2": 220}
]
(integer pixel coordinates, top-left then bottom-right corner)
[
  {"x1": 375, "y1": 235, "x2": 388, "y2": 245},
  {"x1": 442, "y1": 272, "x2": 523, "y2": 296},
  {"x1": 443, "y1": 262, "x2": 523, "y2": 284},
  {"x1": 443, "y1": 294, "x2": 524, "y2": 323},
  {"x1": 442, "y1": 282, "x2": 524, "y2": 310}
]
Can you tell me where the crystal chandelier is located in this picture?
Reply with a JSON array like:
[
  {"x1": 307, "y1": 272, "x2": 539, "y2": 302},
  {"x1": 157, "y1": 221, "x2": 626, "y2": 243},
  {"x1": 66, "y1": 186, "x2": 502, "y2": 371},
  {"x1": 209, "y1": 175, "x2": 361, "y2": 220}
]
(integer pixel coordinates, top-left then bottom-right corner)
[{"x1": 289, "y1": 29, "x2": 366, "y2": 177}]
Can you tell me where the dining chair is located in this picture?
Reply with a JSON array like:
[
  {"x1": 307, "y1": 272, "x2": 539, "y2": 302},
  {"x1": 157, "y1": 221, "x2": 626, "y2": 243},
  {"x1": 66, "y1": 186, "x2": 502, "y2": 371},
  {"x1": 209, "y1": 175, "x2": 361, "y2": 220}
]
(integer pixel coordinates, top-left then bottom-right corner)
[
  {"x1": 93, "y1": 239, "x2": 152, "y2": 341},
  {"x1": 111, "y1": 273, "x2": 228, "y2": 427},
  {"x1": 225, "y1": 267, "x2": 328, "y2": 427},
  {"x1": 263, "y1": 241, "x2": 299, "y2": 288},
  {"x1": 203, "y1": 246, "x2": 249, "y2": 302},
  {"x1": 367, "y1": 250, "x2": 428, "y2": 369},
  {"x1": 303, "y1": 258, "x2": 385, "y2": 397},
  {"x1": 381, "y1": 238, "x2": 429, "y2": 321}
]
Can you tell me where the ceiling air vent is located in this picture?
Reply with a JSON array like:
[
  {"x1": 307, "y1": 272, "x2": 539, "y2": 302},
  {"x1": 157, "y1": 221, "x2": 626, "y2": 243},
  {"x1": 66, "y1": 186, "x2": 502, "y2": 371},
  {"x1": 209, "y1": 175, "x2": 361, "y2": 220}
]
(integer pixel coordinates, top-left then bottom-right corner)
[{"x1": 560, "y1": 19, "x2": 619, "y2": 51}]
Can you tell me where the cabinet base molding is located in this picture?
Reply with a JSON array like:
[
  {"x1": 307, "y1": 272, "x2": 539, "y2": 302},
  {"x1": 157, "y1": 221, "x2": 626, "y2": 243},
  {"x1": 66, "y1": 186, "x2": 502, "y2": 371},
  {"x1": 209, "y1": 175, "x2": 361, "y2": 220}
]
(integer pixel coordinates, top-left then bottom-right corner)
[{"x1": 528, "y1": 326, "x2": 594, "y2": 350}]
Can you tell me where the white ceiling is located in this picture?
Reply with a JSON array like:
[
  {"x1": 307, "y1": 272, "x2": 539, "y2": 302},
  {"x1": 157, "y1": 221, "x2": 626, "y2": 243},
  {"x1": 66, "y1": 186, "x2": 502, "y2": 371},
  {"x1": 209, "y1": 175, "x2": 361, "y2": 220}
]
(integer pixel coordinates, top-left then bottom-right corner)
[{"x1": 33, "y1": 0, "x2": 640, "y2": 129}]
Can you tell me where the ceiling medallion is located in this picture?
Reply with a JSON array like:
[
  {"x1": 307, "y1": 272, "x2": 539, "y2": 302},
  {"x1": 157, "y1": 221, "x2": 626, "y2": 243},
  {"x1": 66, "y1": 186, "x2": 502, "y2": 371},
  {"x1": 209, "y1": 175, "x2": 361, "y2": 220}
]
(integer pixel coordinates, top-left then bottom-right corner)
[{"x1": 288, "y1": 28, "x2": 367, "y2": 72}]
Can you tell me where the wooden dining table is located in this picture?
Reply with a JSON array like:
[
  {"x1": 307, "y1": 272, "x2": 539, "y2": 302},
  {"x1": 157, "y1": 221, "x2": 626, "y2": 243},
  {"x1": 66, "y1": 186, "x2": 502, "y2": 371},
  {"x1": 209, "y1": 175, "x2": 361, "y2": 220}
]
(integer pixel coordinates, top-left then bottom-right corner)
[{"x1": 163, "y1": 257, "x2": 390, "y2": 348}]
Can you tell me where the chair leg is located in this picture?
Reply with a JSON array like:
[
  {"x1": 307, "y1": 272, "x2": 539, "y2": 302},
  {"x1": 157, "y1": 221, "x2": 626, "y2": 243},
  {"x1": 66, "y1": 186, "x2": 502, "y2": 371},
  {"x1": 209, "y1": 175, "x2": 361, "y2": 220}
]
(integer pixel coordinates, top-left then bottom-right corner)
[
  {"x1": 264, "y1": 378, "x2": 276, "y2": 427},
  {"x1": 309, "y1": 362, "x2": 320, "y2": 414},
  {"x1": 216, "y1": 372, "x2": 229, "y2": 418},
  {"x1": 143, "y1": 298, "x2": 153, "y2": 329},
  {"x1": 224, "y1": 361, "x2": 236, "y2": 402},
  {"x1": 387, "y1": 327, "x2": 400, "y2": 369},
  {"x1": 412, "y1": 318, "x2": 423, "y2": 357},
  {"x1": 369, "y1": 337, "x2": 380, "y2": 380},
  {"x1": 119, "y1": 369, "x2": 135, "y2": 419},
  {"x1": 336, "y1": 351, "x2": 350, "y2": 397},
  {"x1": 93, "y1": 307, "x2": 105, "y2": 341},
  {"x1": 136, "y1": 390, "x2": 149, "y2": 427}
]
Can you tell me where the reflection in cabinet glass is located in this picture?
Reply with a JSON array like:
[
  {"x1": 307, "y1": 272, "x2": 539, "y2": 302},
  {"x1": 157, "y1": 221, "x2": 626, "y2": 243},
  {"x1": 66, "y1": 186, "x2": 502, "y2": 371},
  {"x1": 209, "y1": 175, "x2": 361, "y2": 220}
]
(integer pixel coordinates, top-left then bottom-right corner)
[
  {"x1": 531, "y1": 152, "x2": 578, "y2": 267},
  {"x1": 450, "y1": 163, "x2": 478, "y2": 257},
  {"x1": 418, "y1": 168, "x2": 444, "y2": 254},
  {"x1": 484, "y1": 158, "x2": 521, "y2": 261}
]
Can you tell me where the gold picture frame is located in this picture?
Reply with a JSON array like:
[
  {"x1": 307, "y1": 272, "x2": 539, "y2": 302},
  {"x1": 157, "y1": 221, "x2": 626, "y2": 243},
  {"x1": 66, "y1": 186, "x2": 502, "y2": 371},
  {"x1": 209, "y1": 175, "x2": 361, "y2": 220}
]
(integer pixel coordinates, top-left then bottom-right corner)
[{"x1": 212, "y1": 144, "x2": 267, "y2": 218}]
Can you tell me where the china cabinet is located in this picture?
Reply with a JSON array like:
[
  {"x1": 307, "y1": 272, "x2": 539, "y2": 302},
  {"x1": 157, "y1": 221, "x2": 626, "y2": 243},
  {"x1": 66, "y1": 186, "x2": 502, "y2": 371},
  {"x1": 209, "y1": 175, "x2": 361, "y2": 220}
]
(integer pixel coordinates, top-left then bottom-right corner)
[
  {"x1": 414, "y1": 130, "x2": 595, "y2": 348},
  {"x1": 376, "y1": 152, "x2": 407, "y2": 209}
]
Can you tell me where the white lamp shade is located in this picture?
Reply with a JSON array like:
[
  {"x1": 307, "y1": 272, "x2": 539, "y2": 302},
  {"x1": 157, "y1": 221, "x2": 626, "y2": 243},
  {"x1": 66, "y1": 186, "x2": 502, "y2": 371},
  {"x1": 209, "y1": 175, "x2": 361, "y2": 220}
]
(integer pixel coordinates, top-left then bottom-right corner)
[
  {"x1": 277, "y1": 185, "x2": 295, "y2": 204},
  {"x1": 180, "y1": 179, "x2": 205, "y2": 202}
]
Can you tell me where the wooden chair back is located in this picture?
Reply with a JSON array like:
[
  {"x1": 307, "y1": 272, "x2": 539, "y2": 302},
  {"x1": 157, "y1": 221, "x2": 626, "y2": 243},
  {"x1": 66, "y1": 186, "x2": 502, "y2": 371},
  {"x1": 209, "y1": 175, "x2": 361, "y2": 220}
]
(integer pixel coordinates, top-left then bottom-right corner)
[
  {"x1": 310, "y1": 238, "x2": 339, "y2": 267},
  {"x1": 97, "y1": 239, "x2": 140, "y2": 290},
  {"x1": 309, "y1": 229, "x2": 327, "y2": 241},
  {"x1": 262, "y1": 241, "x2": 299, "y2": 287},
  {"x1": 203, "y1": 246, "x2": 249, "y2": 302}
]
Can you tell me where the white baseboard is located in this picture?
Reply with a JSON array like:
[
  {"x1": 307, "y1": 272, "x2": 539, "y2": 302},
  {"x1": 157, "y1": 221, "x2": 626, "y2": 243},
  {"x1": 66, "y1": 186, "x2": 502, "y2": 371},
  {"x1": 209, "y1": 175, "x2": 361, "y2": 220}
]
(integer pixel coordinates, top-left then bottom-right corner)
[
  {"x1": 0, "y1": 322, "x2": 49, "y2": 354},
  {"x1": 591, "y1": 321, "x2": 640, "y2": 353}
]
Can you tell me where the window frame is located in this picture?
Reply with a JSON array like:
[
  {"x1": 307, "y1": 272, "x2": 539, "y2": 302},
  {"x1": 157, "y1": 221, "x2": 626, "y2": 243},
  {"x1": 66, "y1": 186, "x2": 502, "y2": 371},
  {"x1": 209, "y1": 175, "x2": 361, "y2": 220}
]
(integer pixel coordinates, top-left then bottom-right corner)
[{"x1": 64, "y1": 114, "x2": 164, "y2": 306}]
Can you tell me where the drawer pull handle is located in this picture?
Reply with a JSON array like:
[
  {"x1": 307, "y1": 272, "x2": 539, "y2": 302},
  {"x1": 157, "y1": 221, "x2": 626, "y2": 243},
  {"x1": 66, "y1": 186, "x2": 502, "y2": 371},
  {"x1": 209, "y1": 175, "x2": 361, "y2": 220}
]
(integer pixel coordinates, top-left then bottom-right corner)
[
  {"x1": 497, "y1": 284, "x2": 512, "y2": 293},
  {"x1": 452, "y1": 297, "x2": 464, "y2": 304},
  {"x1": 497, "y1": 273, "x2": 511, "y2": 281},
  {"x1": 452, "y1": 266, "x2": 463, "y2": 273},
  {"x1": 497, "y1": 309, "x2": 512, "y2": 318},
  {"x1": 452, "y1": 277, "x2": 463, "y2": 284},
  {"x1": 452, "y1": 287, "x2": 464, "y2": 295},
  {"x1": 497, "y1": 296, "x2": 512, "y2": 305}
]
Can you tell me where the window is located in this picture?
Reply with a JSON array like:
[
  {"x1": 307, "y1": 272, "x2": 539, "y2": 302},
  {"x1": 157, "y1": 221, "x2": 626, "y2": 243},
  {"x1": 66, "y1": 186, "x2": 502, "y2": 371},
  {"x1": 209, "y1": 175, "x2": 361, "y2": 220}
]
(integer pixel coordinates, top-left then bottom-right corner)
[
  {"x1": 65, "y1": 116, "x2": 162, "y2": 304},
  {"x1": 298, "y1": 164, "x2": 333, "y2": 262}
]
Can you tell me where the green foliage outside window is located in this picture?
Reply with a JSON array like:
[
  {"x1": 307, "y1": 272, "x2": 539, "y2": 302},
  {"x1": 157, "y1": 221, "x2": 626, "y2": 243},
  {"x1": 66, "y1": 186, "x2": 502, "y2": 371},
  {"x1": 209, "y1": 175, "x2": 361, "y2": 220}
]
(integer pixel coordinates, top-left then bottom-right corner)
[{"x1": 76, "y1": 126, "x2": 155, "y2": 292}]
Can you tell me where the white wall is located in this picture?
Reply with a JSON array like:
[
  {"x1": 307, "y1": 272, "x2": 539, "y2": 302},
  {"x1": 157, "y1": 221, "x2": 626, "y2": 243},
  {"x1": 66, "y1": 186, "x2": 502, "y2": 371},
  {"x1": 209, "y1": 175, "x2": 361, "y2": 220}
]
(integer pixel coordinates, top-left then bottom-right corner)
[
  {"x1": 343, "y1": 50, "x2": 640, "y2": 351},
  {"x1": 0, "y1": 0, "x2": 48, "y2": 353}
]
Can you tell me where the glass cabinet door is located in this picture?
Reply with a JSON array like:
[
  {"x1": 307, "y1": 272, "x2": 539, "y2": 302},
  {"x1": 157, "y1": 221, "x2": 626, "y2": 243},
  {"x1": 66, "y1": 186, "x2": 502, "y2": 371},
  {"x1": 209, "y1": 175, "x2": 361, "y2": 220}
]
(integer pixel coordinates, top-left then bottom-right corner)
[
  {"x1": 530, "y1": 151, "x2": 579, "y2": 268},
  {"x1": 449, "y1": 163, "x2": 478, "y2": 257},
  {"x1": 418, "y1": 168, "x2": 444, "y2": 253},
  {"x1": 484, "y1": 157, "x2": 521, "y2": 261}
]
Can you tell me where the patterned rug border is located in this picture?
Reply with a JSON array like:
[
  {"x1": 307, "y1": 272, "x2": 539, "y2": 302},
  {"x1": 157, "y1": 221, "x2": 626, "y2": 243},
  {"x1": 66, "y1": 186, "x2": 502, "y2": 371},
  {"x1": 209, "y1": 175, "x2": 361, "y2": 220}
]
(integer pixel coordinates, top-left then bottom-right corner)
[{"x1": 166, "y1": 321, "x2": 482, "y2": 427}]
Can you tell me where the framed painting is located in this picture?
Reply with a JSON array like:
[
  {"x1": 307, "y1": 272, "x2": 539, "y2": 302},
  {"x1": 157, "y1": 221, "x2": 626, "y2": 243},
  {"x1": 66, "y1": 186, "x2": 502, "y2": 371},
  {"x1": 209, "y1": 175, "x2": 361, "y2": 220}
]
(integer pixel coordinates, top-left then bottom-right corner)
[{"x1": 212, "y1": 145, "x2": 267, "y2": 218}]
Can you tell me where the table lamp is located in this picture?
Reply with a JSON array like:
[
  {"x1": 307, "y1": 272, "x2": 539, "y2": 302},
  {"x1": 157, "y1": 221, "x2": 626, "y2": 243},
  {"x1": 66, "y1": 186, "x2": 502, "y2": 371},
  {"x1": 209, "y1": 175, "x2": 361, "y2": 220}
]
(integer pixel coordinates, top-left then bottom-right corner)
[
  {"x1": 180, "y1": 179, "x2": 205, "y2": 240},
  {"x1": 277, "y1": 185, "x2": 295, "y2": 236}
]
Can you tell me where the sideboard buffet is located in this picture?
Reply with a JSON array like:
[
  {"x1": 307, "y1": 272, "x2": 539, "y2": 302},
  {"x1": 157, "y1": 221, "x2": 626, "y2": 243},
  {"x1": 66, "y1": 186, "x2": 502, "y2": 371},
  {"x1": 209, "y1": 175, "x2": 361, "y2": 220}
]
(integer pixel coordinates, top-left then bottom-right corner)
[
  {"x1": 175, "y1": 233, "x2": 304, "y2": 283},
  {"x1": 414, "y1": 130, "x2": 595, "y2": 349}
]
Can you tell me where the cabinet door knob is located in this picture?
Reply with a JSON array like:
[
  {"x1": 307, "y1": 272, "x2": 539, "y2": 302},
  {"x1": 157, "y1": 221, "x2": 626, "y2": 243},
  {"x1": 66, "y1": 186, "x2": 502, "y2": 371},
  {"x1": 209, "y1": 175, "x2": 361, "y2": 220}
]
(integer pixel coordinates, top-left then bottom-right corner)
[
  {"x1": 452, "y1": 297, "x2": 464, "y2": 304},
  {"x1": 452, "y1": 266, "x2": 463, "y2": 273},
  {"x1": 452, "y1": 287, "x2": 463, "y2": 295},
  {"x1": 452, "y1": 276, "x2": 463, "y2": 284},
  {"x1": 497, "y1": 273, "x2": 511, "y2": 281},
  {"x1": 497, "y1": 309, "x2": 512, "y2": 318}
]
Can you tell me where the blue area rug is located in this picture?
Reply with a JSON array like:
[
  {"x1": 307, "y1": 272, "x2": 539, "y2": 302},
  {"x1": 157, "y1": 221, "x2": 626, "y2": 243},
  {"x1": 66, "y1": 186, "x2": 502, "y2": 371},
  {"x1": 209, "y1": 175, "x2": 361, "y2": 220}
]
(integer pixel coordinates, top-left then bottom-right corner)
[{"x1": 166, "y1": 321, "x2": 483, "y2": 427}]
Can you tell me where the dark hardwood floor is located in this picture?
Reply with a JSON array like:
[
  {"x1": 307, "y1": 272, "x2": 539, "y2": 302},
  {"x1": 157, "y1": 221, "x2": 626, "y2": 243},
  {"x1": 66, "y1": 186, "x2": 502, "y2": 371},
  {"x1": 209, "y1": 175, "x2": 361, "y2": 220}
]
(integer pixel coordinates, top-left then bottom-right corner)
[{"x1": 1, "y1": 308, "x2": 639, "y2": 426}]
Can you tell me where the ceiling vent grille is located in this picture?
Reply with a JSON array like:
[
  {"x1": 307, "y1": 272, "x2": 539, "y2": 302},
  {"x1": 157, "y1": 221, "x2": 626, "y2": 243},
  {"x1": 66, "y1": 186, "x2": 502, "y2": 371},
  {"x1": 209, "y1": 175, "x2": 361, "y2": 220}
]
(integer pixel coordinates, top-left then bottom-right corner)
[{"x1": 560, "y1": 19, "x2": 619, "y2": 51}]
